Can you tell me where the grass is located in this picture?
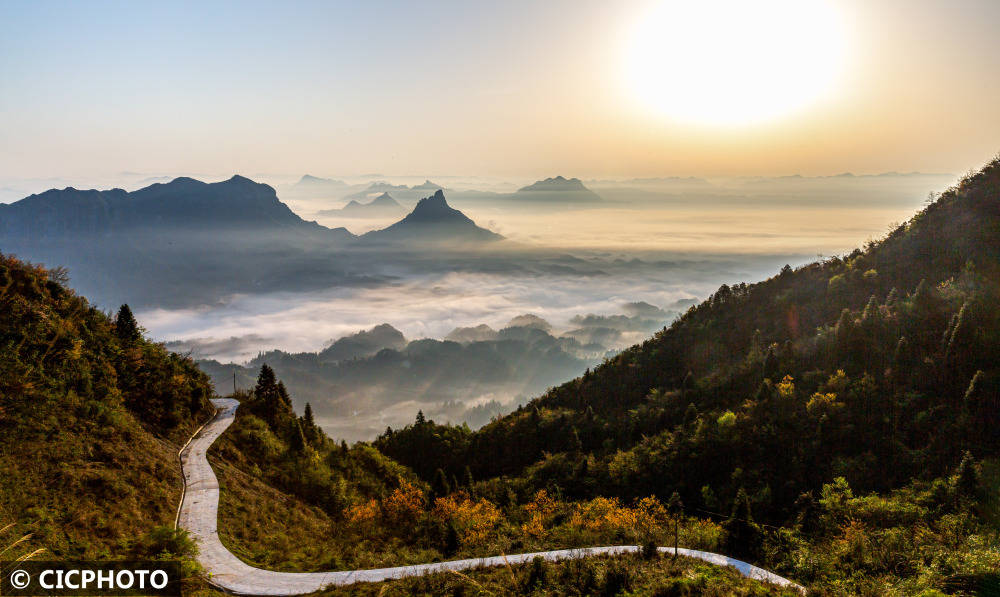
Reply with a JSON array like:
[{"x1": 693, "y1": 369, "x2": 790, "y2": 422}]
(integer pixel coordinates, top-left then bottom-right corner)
[{"x1": 310, "y1": 552, "x2": 798, "y2": 596}]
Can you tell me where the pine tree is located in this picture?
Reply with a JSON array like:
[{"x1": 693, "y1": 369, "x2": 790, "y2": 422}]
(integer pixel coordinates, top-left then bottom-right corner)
[
  {"x1": 289, "y1": 420, "x2": 307, "y2": 453},
  {"x1": 667, "y1": 491, "x2": 683, "y2": 557},
  {"x1": 415, "y1": 410, "x2": 426, "y2": 425},
  {"x1": 569, "y1": 427, "x2": 583, "y2": 454},
  {"x1": 254, "y1": 364, "x2": 286, "y2": 425},
  {"x1": 463, "y1": 465, "x2": 475, "y2": 491},
  {"x1": 115, "y1": 304, "x2": 141, "y2": 343},
  {"x1": 835, "y1": 308, "x2": 854, "y2": 341},
  {"x1": 442, "y1": 521, "x2": 459, "y2": 556},
  {"x1": 301, "y1": 403, "x2": 317, "y2": 443},
  {"x1": 762, "y1": 347, "x2": 779, "y2": 381},
  {"x1": 885, "y1": 287, "x2": 899, "y2": 309},
  {"x1": 277, "y1": 381, "x2": 292, "y2": 408},
  {"x1": 955, "y1": 451, "x2": 980, "y2": 503},
  {"x1": 862, "y1": 295, "x2": 879, "y2": 321},
  {"x1": 255, "y1": 364, "x2": 277, "y2": 395},
  {"x1": 431, "y1": 468, "x2": 451, "y2": 499},
  {"x1": 724, "y1": 487, "x2": 761, "y2": 560}
]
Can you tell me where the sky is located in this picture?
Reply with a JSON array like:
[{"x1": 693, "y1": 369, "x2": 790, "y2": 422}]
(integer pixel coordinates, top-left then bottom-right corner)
[{"x1": 2, "y1": 0, "x2": 999, "y2": 180}]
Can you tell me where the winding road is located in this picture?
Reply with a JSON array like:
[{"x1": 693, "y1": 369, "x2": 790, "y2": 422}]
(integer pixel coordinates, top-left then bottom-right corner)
[{"x1": 178, "y1": 398, "x2": 804, "y2": 595}]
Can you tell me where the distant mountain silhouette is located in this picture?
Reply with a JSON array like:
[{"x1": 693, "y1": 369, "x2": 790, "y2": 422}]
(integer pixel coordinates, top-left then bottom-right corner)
[
  {"x1": 319, "y1": 192, "x2": 406, "y2": 218},
  {"x1": 294, "y1": 174, "x2": 348, "y2": 191},
  {"x1": 318, "y1": 323, "x2": 406, "y2": 362},
  {"x1": 445, "y1": 324, "x2": 499, "y2": 343},
  {"x1": 0, "y1": 175, "x2": 362, "y2": 307},
  {"x1": 360, "y1": 190, "x2": 503, "y2": 244},
  {"x1": 411, "y1": 179, "x2": 443, "y2": 191},
  {"x1": 342, "y1": 181, "x2": 412, "y2": 202},
  {"x1": 0, "y1": 175, "x2": 352, "y2": 240},
  {"x1": 514, "y1": 176, "x2": 602, "y2": 202}
]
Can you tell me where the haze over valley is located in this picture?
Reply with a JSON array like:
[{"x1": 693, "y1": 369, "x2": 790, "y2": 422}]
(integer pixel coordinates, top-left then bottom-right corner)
[
  {"x1": 0, "y1": 169, "x2": 957, "y2": 437},
  {"x1": 5, "y1": 1, "x2": 1000, "y2": 593}
]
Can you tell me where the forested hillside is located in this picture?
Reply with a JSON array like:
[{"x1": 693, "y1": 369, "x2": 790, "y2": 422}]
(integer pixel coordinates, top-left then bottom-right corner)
[{"x1": 375, "y1": 157, "x2": 1000, "y2": 594}]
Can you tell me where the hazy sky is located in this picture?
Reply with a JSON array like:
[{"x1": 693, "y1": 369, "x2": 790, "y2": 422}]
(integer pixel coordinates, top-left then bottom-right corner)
[{"x1": 2, "y1": 0, "x2": 999, "y2": 179}]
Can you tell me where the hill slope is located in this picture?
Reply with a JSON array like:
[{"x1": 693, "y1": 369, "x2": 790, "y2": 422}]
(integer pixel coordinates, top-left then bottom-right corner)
[
  {"x1": 375, "y1": 157, "x2": 1000, "y2": 593},
  {"x1": 0, "y1": 252, "x2": 412, "y2": 579},
  {"x1": 0, "y1": 253, "x2": 215, "y2": 559}
]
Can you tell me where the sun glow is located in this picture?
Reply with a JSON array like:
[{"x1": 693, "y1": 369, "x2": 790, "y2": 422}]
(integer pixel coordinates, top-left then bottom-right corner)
[{"x1": 624, "y1": 0, "x2": 847, "y2": 126}]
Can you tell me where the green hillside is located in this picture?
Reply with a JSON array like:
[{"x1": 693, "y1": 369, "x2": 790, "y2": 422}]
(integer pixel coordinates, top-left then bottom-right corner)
[
  {"x1": 0, "y1": 254, "x2": 214, "y2": 563},
  {"x1": 376, "y1": 157, "x2": 1000, "y2": 593}
]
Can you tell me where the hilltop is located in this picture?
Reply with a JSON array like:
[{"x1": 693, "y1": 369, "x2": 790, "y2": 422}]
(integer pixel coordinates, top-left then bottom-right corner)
[
  {"x1": 360, "y1": 190, "x2": 503, "y2": 245},
  {"x1": 515, "y1": 176, "x2": 602, "y2": 202}
]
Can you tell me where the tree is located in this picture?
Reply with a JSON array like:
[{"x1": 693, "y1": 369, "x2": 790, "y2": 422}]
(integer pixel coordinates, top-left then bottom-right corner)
[
  {"x1": 442, "y1": 521, "x2": 459, "y2": 557},
  {"x1": 115, "y1": 304, "x2": 141, "y2": 343},
  {"x1": 431, "y1": 468, "x2": 451, "y2": 499},
  {"x1": 667, "y1": 491, "x2": 683, "y2": 557},
  {"x1": 277, "y1": 381, "x2": 292, "y2": 408},
  {"x1": 964, "y1": 370, "x2": 998, "y2": 450},
  {"x1": 288, "y1": 420, "x2": 307, "y2": 453},
  {"x1": 885, "y1": 287, "x2": 899, "y2": 309},
  {"x1": 463, "y1": 465, "x2": 475, "y2": 492},
  {"x1": 955, "y1": 451, "x2": 980, "y2": 505},
  {"x1": 255, "y1": 364, "x2": 277, "y2": 395},
  {"x1": 762, "y1": 347, "x2": 780, "y2": 381},
  {"x1": 724, "y1": 487, "x2": 761, "y2": 560},
  {"x1": 302, "y1": 402, "x2": 318, "y2": 443},
  {"x1": 415, "y1": 410, "x2": 426, "y2": 425},
  {"x1": 569, "y1": 427, "x2": 583, "y2": 454},
  {"x1": 253, "y1": 364, "x2": 286, "y2": 426}
]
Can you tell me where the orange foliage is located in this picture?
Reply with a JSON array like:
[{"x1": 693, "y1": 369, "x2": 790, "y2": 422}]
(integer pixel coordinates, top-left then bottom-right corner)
[
  {"x1": 521, "y1": 489, "x2": 560, "y2": 539},
  {"x1": 569, "y1": 495, "x2": 670, "y2": 536},
  {"x1": 345, "y1": 478, "x2": 425, "y2": 528},
  {"x1": 382, "y1": 478, "x2": 426, "y2": 524},
  {"x1": 433, "y1": 492, "x2": 503, "y2": 546}
]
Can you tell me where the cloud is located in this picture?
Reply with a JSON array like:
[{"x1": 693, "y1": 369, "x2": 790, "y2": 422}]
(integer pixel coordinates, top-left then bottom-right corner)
[
  {"x1": 506, "y1": 314, "x2": 552, "y2": 331},
  {"x1": 164, "y1": 334, "x2": 275, "y2": 360}
]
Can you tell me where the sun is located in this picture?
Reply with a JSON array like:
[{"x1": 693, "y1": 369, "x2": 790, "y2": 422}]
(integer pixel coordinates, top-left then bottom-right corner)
[{"x1": 624, "y1": 0, "x2": 847, "y2": 126}]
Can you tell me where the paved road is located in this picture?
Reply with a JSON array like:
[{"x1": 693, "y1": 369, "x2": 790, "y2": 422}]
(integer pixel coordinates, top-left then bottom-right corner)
[{"x1": 178, "y1": 398, "x2": 805, "y2": 595}]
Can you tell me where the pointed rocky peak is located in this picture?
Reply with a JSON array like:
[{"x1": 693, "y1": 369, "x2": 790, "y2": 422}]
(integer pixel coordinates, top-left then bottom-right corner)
[
  {"x1": 407, "y1": 190, "x2": 460, "y2": 220},
  {"x1": 360, "y1": 190, "x2": 503, "y2": 243}
]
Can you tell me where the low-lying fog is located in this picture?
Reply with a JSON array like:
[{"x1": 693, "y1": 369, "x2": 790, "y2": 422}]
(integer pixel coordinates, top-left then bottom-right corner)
[{"x1": 2, "y1": 170, "x2": 956, "y2": 439}]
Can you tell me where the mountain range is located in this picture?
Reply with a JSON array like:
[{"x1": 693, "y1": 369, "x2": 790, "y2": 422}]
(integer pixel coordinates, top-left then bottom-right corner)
[
  {"x1": 318, "y1": 192, "x2": 406, "y2": 218},
  {"x1": 0, "y1": 175, "x2": 351, "y2": 240},
  {"x1": 0, "y1": 176, "x2": 502, "y2": 307}
]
